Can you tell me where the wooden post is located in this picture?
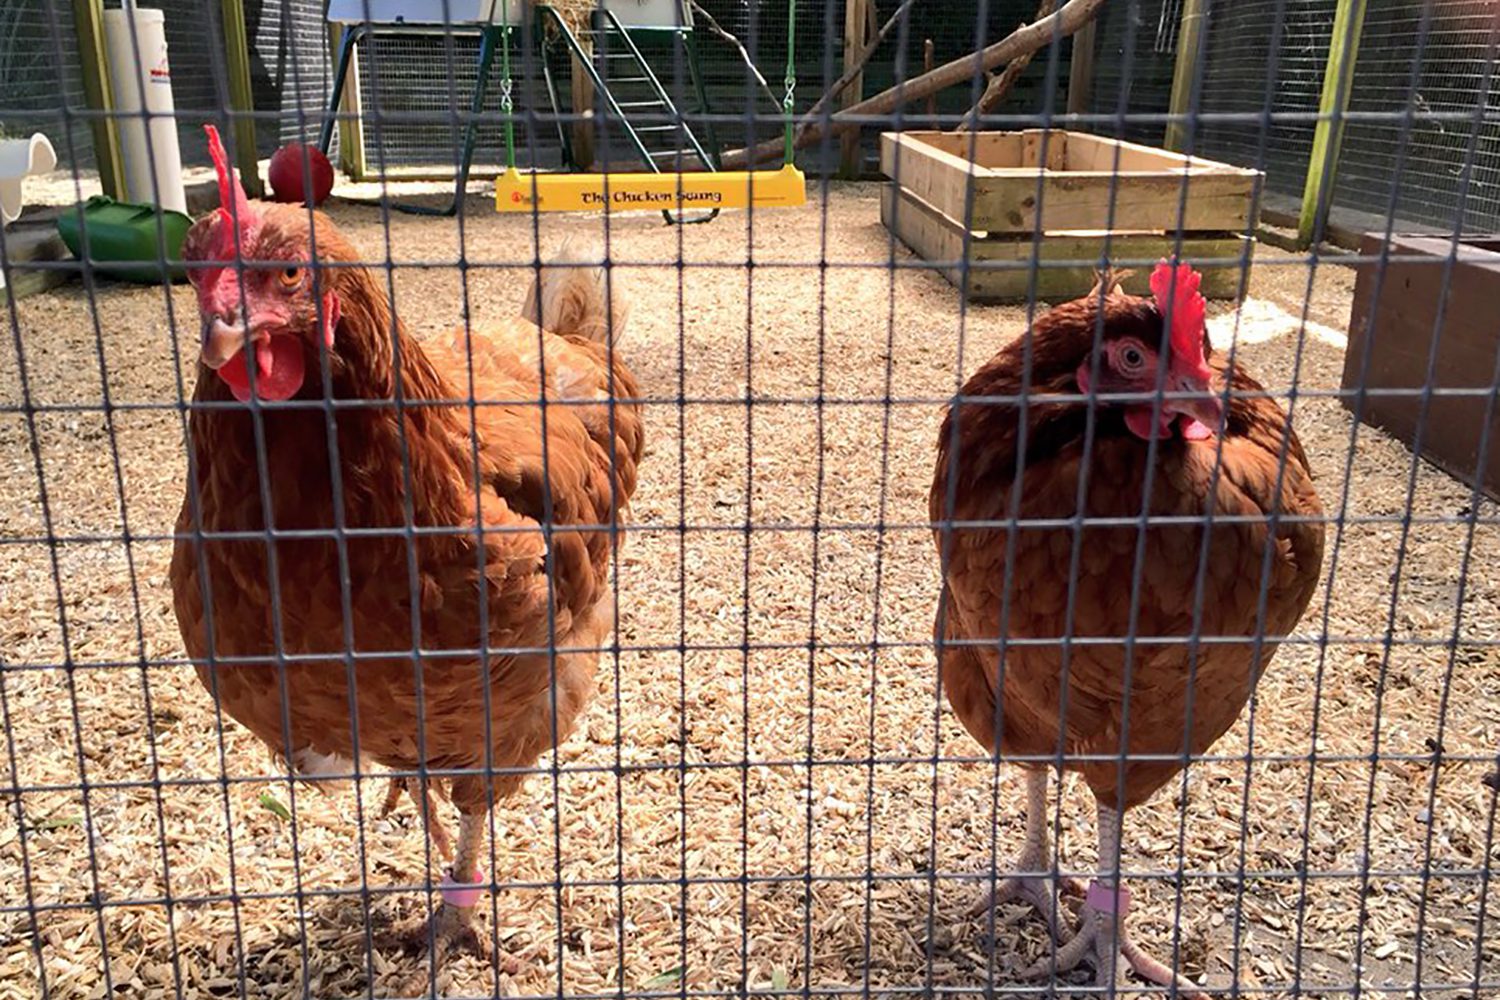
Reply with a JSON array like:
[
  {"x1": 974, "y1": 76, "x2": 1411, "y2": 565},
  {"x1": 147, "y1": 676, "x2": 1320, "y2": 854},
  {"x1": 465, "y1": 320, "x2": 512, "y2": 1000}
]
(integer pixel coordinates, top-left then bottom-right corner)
[
  {"x1": 570, "y1": 41, "x2": 596, "y2": 170},
  {"x1": 839, "y1": 0, "x2": 872, "y2": 178},
  {"x1": 220, "y1": 0, "x2": 263, "y2": 197},
  {"x1": 923, "y1": 39, "x2": 936, "y2": 125},
  {"x1": 71, "y1": 0, "x2": 126, "y2": 199},
  {"x1": 1066, "y1": 16, "x2": 1095, "y2": 118},
  {"x1": 328, "y1": 25, "x2": 367, "y2": 180},
  {"x1": 1299, "y1": 0, "x2": 1368, "y2": 249},
  {"x1": 1163, "y1": 0, "x2": 1207, "y2": 152}
]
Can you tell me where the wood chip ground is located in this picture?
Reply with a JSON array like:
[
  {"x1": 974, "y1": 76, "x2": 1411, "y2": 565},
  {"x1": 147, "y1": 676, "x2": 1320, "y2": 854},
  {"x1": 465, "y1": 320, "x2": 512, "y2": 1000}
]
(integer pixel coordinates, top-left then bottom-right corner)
[{"x1": 2, "y1": 184, "x2": 1497, "y2": 999}]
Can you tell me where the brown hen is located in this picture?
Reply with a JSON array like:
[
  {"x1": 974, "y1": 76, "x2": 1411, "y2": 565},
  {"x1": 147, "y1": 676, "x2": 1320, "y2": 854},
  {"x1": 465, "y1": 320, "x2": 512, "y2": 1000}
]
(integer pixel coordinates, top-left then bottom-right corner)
[
  {"x1": 930, "y1": 262, "x2": 1324, "y2": 996},
  {"x1": 170, "y1": 127, "x2": 642, "y2": 969}
]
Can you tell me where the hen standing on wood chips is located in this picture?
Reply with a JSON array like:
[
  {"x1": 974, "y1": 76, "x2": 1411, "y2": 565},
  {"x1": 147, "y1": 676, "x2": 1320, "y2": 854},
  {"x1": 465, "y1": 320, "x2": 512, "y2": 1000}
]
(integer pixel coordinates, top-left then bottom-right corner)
[
  {"x1": 170, "y1": 126, "x2": 643, "y2": 970},
  {"x1": 929, "y1": 262, "x2": 1324, "y2": 996}
]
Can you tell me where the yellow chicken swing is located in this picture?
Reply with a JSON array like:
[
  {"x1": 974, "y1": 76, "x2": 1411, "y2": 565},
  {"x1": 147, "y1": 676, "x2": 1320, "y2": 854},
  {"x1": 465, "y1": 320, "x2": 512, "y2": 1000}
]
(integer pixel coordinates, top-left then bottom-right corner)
[{"x1": 492, "y1": 0, "x2": 806, "y2": 222}]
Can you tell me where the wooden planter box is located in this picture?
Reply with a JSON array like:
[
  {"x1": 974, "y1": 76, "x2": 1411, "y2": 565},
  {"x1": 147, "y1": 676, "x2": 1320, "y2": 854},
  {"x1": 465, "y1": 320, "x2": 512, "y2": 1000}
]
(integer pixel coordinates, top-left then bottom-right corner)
[
  {"x1": 1343, "y1": 233, "x2": 1500, "y2": 501},
  {"x1": 879, "y1": 130, "x2": 1262, "y2": 303}
]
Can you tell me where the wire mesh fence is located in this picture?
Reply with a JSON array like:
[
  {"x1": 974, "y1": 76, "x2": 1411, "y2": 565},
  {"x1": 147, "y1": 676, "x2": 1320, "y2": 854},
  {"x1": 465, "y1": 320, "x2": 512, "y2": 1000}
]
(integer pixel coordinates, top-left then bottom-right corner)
[{"x1": 2, "y1": 0, "x2": 1500, "y2": 999}]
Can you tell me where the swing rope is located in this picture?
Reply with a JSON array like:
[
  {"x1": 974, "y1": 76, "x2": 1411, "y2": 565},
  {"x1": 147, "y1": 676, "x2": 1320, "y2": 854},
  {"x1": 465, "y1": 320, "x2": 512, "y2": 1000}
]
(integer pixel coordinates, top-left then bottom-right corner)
[
  {"x1": 782, "y1": 0, "x2": 796, "y2": 166},
  {"x1": 500, "y1": 0, "x2": 516, "y2": 170}
]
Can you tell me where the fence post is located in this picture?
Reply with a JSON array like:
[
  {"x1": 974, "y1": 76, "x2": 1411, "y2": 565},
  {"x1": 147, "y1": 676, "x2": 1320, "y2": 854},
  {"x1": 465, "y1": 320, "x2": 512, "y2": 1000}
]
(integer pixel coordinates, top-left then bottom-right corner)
[
  {"x1": 1066, "y1": 16, "x2": 1096, "y2": 121},
  {"x1": 71, "y1": 0, "x2": 127, "y2": 199},
  {"x1": 328, "y1": 24, "x2": 367, "y2": 181},
  {"x1": 839, "y1": 0, "x2": 872, "y2": 178},
  {"x1": 571, "y1": 40, "x2": 597, "y2": 170},
  {"x1": 1298, "y1": 0, "x2": 1367, "y2": 249},
  {"x1": 220, "y1": 0, "x2": 263, "y2": 197},
  {"x1": 1163, "y1": 0, "x2": 1207, "y2": 152}
]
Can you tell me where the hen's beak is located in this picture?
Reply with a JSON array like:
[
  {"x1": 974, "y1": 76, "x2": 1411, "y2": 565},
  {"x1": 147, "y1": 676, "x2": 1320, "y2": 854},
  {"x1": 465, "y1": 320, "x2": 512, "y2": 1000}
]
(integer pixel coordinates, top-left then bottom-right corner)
[
  {"x1": 201, "y1": 309, "x2": 270, "y2": 372},
  {"x1": 1165, "y1": 366, "x2": 1225, "y2": 429}
]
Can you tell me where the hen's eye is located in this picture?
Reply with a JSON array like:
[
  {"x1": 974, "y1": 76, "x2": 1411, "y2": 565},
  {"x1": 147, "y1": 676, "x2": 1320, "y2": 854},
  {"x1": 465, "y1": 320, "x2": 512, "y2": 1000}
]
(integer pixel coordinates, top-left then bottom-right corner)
[
  {"x1": 1119, "y1": 345, "x2": 1145, "y2": 372},
  {"x1": 279, "y1": 266, "x2": 303, "y2": 288}
]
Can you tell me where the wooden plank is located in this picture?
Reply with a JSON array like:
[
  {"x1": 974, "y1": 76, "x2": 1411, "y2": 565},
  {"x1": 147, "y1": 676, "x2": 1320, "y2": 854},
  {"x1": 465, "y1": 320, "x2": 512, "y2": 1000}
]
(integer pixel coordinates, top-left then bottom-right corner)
[
  {"x1": 883, "y1": 131, "x2": 1262, "y2": 234},
  {"x1": 970, "y1": 235, "x2": 1247, "y2": 302},
  {"x1": 1299, "y1": 0, "x2": 1367, "y2": 248},
  {"x1": 1163, "y1": 0, "x2": 1208, "y2": 153},
  {"x1": 879, "y1": 132, "x2": 991, "y2": 225},
  {"x1": 71, "y1": 0, "x2": 126, "y2": 200},
  {"x1": 980, "y1": 170, "x2": 1258, "y2": 234},
  {"x1": 881, "y1": 184, "x2": 1249, "y2": 302},
  {"x1": 881, "y1": 181, "x2": 969, "y2": 289},
  {"x1": 840, "y1": 0, "x2": 873, "y2": 178},
  {"x1": 220, "y1": 0, "x2": 263, "y2": 197},
  {"x1": 1064, "y1": 131, "x2": 1253, "y2": 173},
  {"x1": 1064, "y1": 132, "x2": 1179, "y2": 171},
  {"x1": 1344, "y1": 232, "x2": 1500, "y2": 499},
  {"x1": 894, "y1": 130, "x2": 1024, "y2": 167},
  {"x1": 1021, "y1": 130, "x2": 1068, "y2": 170},
  {"x1": 891, "y1": 130, "x2": 1258, "y2": 174},
  {"x1": 1066, "y1": 17, "x2": 1095, "y2": 118}
]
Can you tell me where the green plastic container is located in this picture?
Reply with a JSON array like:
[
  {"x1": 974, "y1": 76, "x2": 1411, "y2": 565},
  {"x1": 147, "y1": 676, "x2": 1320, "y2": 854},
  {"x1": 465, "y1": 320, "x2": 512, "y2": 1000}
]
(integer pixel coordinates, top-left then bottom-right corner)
[{"x1": 56, "y1": 195, "x2": 193, "y2": 284}]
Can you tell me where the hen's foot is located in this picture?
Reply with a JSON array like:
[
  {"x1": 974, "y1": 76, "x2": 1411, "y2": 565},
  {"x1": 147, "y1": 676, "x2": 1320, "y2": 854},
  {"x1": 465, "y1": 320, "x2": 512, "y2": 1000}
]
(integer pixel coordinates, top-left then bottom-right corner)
[
  {"x1": 379, "y1": 903, "x2": 521, "y2": 994},
  {"x1": 1019, "y1": 882, "x2": 1207, "y2": 1000},
  {"x1": 967, "y1": 869, "x2": 1087, "y2": 941},
  {"x1": 381, "y1": 903, "x2": 490, "y2": 959},
  {"x1": 380, "y1": 776, "x2": 454, "y2": 860}
]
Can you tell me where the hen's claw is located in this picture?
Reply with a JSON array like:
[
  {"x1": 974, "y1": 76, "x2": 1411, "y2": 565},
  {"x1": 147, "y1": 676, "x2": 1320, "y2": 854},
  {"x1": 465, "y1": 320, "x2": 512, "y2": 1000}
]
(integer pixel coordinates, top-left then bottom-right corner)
[
  {"x1": 381, "y1": 903, "x2": 490, "y2": 959},
  {"x1": 967, "y1": 872, "x2": 1088, "y2": 941},
  {"x1": 379, "y1": 903, "x2": 517, "y2": 994},
  {"x1": 1019, "y1": 899, "x2": 1208, "y2": 1000}
]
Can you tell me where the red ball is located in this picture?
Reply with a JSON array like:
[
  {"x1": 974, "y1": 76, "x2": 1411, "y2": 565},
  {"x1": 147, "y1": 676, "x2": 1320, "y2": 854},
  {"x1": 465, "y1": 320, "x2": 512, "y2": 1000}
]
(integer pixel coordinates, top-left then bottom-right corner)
[{"x1": 267, "y1": 143, "x2": 335, "y2": 206}]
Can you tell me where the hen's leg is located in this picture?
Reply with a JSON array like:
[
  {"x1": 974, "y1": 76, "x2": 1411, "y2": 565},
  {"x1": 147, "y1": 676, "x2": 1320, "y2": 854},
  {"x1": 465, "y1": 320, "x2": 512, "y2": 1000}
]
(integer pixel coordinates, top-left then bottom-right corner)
[
  {"x1": 968, "y1": 768, "x2": 1086, "y2": 940},
  {"x1": 1020, "y1": 802, "x2": 1207, "y2": 1000},
  {"x1": 380, "y1": 775, "x2": 455, "y2": 860},
  {"x1": 383, "y1": 811, "x2": 504, "y2": 971},
  {"x1": 424, "y1": 810, "x2": 492, "y2": 959}
]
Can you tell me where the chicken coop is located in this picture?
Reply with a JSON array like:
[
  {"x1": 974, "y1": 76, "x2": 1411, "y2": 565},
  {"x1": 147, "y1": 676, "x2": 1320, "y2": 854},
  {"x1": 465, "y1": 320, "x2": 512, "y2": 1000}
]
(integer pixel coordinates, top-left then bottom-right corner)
[{"x1": 2, "y1": 0, "x2": 1499, "y2": 998}]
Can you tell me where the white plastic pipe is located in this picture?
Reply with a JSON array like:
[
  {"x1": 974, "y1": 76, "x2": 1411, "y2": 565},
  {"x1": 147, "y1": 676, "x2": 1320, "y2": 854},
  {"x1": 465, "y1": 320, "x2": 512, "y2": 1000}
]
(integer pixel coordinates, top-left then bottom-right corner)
[
  {"x1": 103, "y1": 6, "x2": 187, "y2": 214},
  {"x1": 0, "y1": 132, "x2": 58, "y2": 293},
  {"x1": 0, "y1": 133, "x2": 57, "y2": 227}
]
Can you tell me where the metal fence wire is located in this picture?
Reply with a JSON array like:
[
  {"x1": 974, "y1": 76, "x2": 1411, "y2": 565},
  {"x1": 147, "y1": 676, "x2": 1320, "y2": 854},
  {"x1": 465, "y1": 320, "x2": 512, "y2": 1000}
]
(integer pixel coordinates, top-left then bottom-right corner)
[{"x1": 2, "y1": 0, "x2": 1500, "y2": 999}]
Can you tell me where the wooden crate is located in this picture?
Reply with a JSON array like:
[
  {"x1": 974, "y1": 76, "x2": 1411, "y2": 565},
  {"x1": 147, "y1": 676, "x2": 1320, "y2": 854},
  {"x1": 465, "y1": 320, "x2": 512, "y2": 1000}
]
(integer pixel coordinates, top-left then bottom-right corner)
[
  {"x1": 879, "y1": 130, "x2": 1262, "y2": 302},
  {"x1": 1343, "y1": 233, "x2": 1500, "y2": 501}
]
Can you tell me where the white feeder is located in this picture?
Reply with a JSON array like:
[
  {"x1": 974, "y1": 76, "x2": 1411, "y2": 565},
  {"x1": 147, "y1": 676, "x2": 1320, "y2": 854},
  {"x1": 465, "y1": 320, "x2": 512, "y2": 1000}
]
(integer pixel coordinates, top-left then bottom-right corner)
[{"x1": 103, "y1": 4, "x2": 187, "y2": 214}]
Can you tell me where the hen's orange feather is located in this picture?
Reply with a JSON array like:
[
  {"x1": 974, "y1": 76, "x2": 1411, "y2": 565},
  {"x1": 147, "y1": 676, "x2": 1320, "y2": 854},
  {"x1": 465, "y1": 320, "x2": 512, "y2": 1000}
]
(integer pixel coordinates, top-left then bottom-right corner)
[
  {"x1": 931, "y1": 289, "x2": 1323, "y2": 811},
  {"x1": 170, "y1": 210, "x2": 641, "y2": 818}
]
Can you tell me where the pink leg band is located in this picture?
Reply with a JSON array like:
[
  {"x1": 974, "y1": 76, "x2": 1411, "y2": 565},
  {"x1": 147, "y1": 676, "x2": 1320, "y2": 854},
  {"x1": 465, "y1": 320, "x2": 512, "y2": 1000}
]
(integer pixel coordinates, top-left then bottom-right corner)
[
  {"x1": 1086, "y1": 880, "x2": 1131, "y2": 917},
  {"x1": 440, "y1": 867, "x2": 486, "y2": 908}
]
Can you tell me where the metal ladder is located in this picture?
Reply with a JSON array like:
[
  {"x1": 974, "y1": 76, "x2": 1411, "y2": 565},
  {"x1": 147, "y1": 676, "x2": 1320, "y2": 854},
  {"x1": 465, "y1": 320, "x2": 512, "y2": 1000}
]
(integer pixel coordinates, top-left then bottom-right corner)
[{"x1": 537, "y1": 5, "x2": 720, "y2": 223}]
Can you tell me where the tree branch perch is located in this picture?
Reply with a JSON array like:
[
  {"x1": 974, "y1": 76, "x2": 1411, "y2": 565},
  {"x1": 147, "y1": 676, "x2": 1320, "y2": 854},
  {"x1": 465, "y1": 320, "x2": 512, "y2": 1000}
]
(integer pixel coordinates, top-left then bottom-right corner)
[
  {"x1": 956, "y1": 0, "x2": 1057, "y2": 132},
  {"x1": 721, "y1": 0, "x2": 1106, "y2": 169}
]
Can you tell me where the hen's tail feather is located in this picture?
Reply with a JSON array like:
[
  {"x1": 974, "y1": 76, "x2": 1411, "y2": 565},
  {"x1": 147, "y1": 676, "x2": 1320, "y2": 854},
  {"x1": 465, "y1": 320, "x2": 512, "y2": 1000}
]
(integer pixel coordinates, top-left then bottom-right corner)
[
  {"x1": 1088, "y1": 265, "x2": 1134, "y2": 300},
  {"x1": 521, "y1": 236, "x2": 630, "y2": 347}
]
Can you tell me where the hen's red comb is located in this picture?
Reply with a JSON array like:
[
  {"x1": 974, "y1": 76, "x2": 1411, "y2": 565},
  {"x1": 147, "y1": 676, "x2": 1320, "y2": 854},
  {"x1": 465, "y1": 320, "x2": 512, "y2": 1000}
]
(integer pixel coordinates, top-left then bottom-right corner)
[
  {"x1": 1150, "y1": 259, "x2": 1207, "y2": 369},
  {"x1": 204, "y1": 124, "x2": 256, "y2": 248}
]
